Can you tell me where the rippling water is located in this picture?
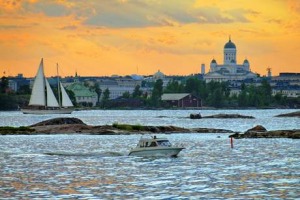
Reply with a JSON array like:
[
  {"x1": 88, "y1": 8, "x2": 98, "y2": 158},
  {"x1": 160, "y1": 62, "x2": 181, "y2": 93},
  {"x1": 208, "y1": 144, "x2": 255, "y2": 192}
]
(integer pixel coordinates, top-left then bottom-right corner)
[
  {"x1": 0, "y1": 109, "x2": 299, "y2": 199},
  {"x1": 0, "y1": 109, "x2": 299, "y2": 131}
]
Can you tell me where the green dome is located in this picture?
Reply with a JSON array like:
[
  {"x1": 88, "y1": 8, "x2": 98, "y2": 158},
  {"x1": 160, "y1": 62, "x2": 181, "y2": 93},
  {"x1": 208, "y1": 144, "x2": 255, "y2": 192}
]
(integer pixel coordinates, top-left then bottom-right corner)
[
  {"x1": 211, "y1": 59, "x2": 217, "y2": 63},
  {"x1": 243, "y1": 59, "x2": 249, "y2": 63},
  {"x1": 224, "y1": 39, "x2": 236, "y2": 49}
]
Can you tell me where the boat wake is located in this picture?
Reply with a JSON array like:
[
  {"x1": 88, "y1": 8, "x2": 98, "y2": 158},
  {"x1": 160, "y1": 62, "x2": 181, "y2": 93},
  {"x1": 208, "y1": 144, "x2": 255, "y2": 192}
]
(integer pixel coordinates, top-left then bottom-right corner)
[{"x1": 43, "y1": 151, "x2": 124, "y2": 157}]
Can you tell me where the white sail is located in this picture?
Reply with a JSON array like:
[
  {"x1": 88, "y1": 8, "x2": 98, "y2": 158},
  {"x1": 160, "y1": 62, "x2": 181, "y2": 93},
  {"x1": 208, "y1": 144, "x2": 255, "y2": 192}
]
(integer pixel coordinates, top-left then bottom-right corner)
[
  {"x1": 45, "y1": 78, "x2": 59, "y2": 107},
  {"x1": 60, "y1": 82, "x2": 74, "y2": 107},
  {"x1": 22, "y1": 58, "x2": 74, "y2": 114},
  {"x1": 29, "y1": 58, "x2": 46, "y2": 106}
]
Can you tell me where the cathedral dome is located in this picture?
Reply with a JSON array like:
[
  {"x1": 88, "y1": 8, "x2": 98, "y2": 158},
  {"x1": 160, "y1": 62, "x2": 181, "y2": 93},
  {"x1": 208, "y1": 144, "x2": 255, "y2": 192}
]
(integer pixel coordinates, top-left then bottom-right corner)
[
  {"x1": 211, "y1": 59, "x2": 217, "y2": 63},
  {"x1": 153, "y1": 70, "x2": 165, "y2": 79},
  {"x1": 224, "y1": 39, "x2": 236, "y2": 49},
  {"x1": 243, "y1": 59, "x2": 249, "y2": 64}
]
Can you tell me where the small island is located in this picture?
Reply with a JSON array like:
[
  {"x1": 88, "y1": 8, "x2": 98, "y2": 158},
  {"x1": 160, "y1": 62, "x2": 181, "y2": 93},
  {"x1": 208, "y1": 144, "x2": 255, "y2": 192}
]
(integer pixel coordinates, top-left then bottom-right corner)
[
  {"x1": 275, "y1": 110, "x2": 300, "y2": 118},
  {"x1": 189, "y1": 113, "x2": 255, "y2": 119},
  {"x1": 0, "y1": 117, "x2": 234, "y2": 135},
  {"x1": 229, "y1": 125, "x2": 300, "y2": 139},
  {"x1": 0, "y1": 117, "x2": 299, "y2": 139}
]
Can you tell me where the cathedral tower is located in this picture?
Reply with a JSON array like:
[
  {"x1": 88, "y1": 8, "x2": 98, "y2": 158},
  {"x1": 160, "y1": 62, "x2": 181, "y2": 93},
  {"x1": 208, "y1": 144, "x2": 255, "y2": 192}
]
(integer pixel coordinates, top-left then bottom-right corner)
[{"x1": 224, "y1": 36, "x2": 236, "y2": 65}]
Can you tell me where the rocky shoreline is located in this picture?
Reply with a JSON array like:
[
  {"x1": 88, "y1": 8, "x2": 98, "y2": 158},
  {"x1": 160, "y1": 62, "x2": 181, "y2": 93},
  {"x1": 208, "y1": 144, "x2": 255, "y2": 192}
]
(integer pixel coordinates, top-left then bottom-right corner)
[
  {"x1": 229, "y1": 125, "x2": 300, "y2": 139},
  {"x1": 275, "y1": 110, "x2": 300, "y2": 118},
  {"x1": 0, "y1": 117, "x2": 299, "y2": 139},
  {"x1": 0, "y1": 117, "x2": 234, "y2": 135}
]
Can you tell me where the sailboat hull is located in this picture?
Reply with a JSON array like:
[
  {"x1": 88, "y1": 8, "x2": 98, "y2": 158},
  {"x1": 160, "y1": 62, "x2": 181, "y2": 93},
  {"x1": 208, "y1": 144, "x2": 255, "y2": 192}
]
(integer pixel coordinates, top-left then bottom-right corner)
[{"x1": 21, "y1": 108, "x2": 73, "y2": 114}]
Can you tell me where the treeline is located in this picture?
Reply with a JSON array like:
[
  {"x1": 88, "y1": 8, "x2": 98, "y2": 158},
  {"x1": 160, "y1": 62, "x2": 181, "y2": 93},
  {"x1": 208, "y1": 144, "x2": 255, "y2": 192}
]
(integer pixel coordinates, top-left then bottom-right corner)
[
  {"x1": 163, "y1": 77, "x2": 299, "y2": 108},
  {"x1": 1, "y1": 75, "x2": 299, "y2": 110},
  {"x1": 106, "y1": 77, "x2": 299, "y2": 108},
  {"x1": 0, "y1": 76, "x2": 29, "y2": 110}
]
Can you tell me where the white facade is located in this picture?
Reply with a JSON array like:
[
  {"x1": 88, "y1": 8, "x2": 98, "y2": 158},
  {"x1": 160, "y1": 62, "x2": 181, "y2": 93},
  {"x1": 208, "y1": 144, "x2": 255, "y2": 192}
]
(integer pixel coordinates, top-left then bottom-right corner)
[{"x1": 204, "y1": 37, "x2": 257, "y2": 82}]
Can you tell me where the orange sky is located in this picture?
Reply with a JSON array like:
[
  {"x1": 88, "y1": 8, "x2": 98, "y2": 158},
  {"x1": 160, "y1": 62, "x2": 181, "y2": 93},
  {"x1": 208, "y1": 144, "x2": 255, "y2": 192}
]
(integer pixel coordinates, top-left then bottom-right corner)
[{"x1": 0, "y1": 0, "x2": 299, "y2": 77}]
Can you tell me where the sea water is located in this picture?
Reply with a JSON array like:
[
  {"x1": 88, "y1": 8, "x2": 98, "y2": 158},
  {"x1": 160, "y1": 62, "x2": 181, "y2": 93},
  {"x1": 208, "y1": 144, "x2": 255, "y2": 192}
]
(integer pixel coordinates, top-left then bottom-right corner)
[{"x1": 0, "y1": 109, "x2": 299, "y2": 199}]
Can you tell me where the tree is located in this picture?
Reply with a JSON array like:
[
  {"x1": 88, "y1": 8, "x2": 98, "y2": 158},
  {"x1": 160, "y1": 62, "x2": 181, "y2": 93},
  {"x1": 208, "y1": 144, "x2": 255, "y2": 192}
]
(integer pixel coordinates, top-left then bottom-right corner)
[
  {"x1": 17, "y1": 85, "x2": 30, "y2": 95},
  {"x1": 259, "y1": 79, "x2": 272, "y2": 106},
  {"x1": 185, "y1": 77, "x2": 201, "y2": 96},
  {"x1": 94, "y1": 82, "x2": 102, "y2": 106},
  {"x1": 66, "y1": 89, "x2": 77, "y2": 106},
  {"x1": 101, "y1": 88, "x2": 110, "y2": 108},
  {"x1": 164, "y1": 80, "x2": 184, "y2": 93},
  {"x1": 0, "y1": 76, "x2": 9, "y2": 93},
  {"x1": 150, "y1": 79, "x2": 163, "y2": 107},
  {"x1": 122, "y1": 91, "x2": 130, "y2": 98},
  {"x1": 132, "y1": 85, "x2": 142, "y2": 98}
]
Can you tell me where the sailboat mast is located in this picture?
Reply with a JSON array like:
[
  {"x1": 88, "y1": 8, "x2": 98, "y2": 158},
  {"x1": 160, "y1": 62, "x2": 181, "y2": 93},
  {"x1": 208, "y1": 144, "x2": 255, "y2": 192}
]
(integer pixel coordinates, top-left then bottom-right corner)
[{"x1": 57, "y1": 63, "x2": 61, "y2": 108}]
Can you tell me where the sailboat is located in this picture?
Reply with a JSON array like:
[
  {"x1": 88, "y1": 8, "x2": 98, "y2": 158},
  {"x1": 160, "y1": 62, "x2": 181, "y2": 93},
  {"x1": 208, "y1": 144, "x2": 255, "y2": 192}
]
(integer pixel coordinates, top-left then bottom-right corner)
[{"x1": 21, "y1": 58, "x2": 74, "y2": 114}]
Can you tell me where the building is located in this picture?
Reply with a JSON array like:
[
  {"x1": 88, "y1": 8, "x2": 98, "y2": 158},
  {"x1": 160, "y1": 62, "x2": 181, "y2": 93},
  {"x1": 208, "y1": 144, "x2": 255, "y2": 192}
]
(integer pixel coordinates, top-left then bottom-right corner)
[
  {"x1": 271, "y1": 73, "x2": 300, "y2": 97},
  {"x1": 161, "y1": 93, "x2": 201, "y2": 108},
  {"x1": 66, "y1": 82, "x2": 97, "y2": 106},
  {"x1": 204, "y1": 37, "x2": 257, "y2": 82}
]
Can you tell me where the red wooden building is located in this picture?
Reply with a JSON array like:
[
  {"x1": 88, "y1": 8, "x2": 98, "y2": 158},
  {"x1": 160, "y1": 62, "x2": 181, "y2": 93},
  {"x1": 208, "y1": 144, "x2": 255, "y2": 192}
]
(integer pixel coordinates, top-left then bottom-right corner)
[{"x1": 161, "y1": 93, "x2": 202, "y2": 108}]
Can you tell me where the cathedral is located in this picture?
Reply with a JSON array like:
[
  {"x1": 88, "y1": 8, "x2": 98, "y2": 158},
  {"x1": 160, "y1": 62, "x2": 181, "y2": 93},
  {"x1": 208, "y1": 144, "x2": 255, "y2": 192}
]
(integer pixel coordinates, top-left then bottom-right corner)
[{"x1": 204, "y1": 37, "x2": 257, "y2": 82}]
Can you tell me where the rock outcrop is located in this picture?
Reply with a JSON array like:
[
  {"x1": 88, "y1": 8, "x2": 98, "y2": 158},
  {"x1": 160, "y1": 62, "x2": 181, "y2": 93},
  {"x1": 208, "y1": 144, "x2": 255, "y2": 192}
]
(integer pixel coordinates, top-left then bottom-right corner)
[
  {"x1": 30, "y1": 117, "x2": 85, "y2": 127},
  {"x1": 229, "y1": 125, "x2": 300, "y2": 139},
  {"x1": 1, "y1": 118, "x2": 297, "y2": 138},
  {"x1": 190, "y1": 113, "x2": 201, "y2": 119},
  {"x1": 202, "y1": 114, "x2": 255, "y2": 119},
  {"x1": 0, "y1": 117, "x2": 233, "y2": 135},
  {"x1": 275, "y1": 111, "x2": 300, "y2": 118}
]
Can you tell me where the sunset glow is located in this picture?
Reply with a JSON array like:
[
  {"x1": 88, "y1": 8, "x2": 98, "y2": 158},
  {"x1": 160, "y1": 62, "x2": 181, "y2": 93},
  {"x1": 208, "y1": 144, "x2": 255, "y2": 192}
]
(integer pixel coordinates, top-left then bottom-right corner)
[{"x1": 0, "y1": 0, "x2": 299, "y2": 77}]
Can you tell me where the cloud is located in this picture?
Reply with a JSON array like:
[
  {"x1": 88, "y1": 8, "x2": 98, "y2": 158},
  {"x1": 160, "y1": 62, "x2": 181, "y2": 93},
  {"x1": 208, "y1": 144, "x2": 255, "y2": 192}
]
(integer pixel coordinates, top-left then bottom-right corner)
[
  {"x1": 226, "y1": 9, "x2": 251, "y2": 23},
  {"x1": 267, "y1": 18, "x2": 282, "y2": 24},
  {"x1": 24, "y1": 1, "x2": 68, "y2": 17},
  {"x1": 0, "y1": 24, "x2": 29, "y2": 30},
  {"x1": 0, "y1": 0, "x2": 22, "y2": 11},
  {"x1": 0, "y1": 0, "x2": 257, "y2": 28},
  {"x1": 59, "y1": 25, "x2": 77, "y2": 30},
  {"x1": 193, "y1": 7, "x2": 233, "y2": 24}
]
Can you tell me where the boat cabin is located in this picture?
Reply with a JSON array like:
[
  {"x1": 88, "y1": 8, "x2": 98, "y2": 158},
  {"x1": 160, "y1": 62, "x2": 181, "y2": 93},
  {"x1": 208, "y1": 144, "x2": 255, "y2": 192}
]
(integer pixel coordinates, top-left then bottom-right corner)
[{"x1": 137, "y1": 136, "x2": 172, "y2": 148}]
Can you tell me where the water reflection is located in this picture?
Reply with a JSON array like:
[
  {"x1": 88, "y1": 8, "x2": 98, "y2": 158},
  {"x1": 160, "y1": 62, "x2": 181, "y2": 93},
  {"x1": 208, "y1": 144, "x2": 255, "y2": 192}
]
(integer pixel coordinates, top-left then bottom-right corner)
[{"x1": 0, "y1": 134, "x2": 299, "y2": 199}]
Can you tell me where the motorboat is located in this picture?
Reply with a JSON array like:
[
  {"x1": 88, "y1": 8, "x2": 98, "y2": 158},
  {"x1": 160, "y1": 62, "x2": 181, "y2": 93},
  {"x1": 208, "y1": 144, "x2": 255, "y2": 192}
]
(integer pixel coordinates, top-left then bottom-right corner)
[{"x1": 128, "y1": 135, "x2": 184, "y2": 157}]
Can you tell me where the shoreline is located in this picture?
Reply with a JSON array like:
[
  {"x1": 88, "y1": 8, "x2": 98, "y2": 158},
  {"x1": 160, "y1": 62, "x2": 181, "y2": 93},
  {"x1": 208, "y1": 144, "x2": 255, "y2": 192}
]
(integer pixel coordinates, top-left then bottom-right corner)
[{"x1": 0, "y1": 117, "x2": 299, "y2": 139}]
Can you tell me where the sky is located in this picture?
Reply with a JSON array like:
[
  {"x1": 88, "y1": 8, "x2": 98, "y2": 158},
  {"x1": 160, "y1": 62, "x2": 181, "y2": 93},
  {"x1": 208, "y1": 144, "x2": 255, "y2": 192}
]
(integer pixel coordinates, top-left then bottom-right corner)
[{"x1": 0, "y1": 0, "x2": 300, "y2": 78}]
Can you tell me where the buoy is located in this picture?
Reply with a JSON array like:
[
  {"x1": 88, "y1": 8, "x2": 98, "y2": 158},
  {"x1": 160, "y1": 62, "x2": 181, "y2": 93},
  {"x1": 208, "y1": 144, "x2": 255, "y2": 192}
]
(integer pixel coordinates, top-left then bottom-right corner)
[{"x1": 230, "y1": 137, "x2": 234, "y2": 148}]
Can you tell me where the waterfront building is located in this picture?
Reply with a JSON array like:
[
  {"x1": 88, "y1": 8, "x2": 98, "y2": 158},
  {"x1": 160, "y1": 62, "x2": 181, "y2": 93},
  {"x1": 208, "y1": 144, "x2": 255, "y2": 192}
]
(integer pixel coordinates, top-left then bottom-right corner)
[
  {"x1": 204, "y1": 37, "x2": 257, "y2": 82},
  {"x1": 161, "y1": 93, "x2": 202, "y2": 108},
  {"x1": 66, "y1": 82, "x2": 97, "y2": 106},
  {"x1": 271, "y1": 73, "x2": 300, "y2": 97}
]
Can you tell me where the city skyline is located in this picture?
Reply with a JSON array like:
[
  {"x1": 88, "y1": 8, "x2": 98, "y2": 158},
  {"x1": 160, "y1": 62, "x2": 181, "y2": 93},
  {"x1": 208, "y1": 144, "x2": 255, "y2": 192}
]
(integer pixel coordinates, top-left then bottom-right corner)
[{"x1": 0, "y1": 0, "x2": 300, "y2": 77}]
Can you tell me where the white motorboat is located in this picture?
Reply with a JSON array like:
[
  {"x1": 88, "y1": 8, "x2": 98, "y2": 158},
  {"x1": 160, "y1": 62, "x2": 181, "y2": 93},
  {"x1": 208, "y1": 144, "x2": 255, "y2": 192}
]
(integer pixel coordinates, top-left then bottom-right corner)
[{"x1": 128, "y1": 136, "x2": 184, "y2": 157}]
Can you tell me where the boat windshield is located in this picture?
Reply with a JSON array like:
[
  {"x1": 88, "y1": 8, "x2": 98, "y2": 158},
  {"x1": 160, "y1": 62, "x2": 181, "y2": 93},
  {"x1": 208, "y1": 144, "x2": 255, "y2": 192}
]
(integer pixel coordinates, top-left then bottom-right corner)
[{"x1": 157, "y1": 140, "x2": 171, "y2": 147}]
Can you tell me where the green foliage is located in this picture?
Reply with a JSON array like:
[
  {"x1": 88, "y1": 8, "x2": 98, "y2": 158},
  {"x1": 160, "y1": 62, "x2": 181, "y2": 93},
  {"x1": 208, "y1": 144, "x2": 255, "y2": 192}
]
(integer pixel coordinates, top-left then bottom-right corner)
[
  {"x1": 66, "y1": 89, "x2": 77, "y2": 106},
  {"x1": 0, "y1": 126, "x2": 34, "y2": 134},
  {"x1": 17, "y1": 85, "x2": 31, "y2": 95},
  {"x1": 0, "y1": 76, "x2": 9, "y2": 93},
  {"x1": 94, "y1": 82, "x2": 102, "y2": 105},
  {"x1": 149, "y1": 79, "x2": 163, "y2": 107},
  {"x1": 237, "y1": 80, "x2": 276, "y2": 107},
  {"x1": 0, "y1": 94, "x2": 29, "y2": 110},
  {"x1": 100, "y1": 88, "x2": 110, "y2": 108},
  {"x1": 112, "y1": 122, "x2": 144, "y2": 131},
  {"x1": 122, "y1": 91, "x2": 131, "y2": 98},
  {"x1": 132, "y1": 85, "x2": 142, "y2": 98},
  {"x1": 164, "y1": 80, "x2": 184, "y2": 93}
]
